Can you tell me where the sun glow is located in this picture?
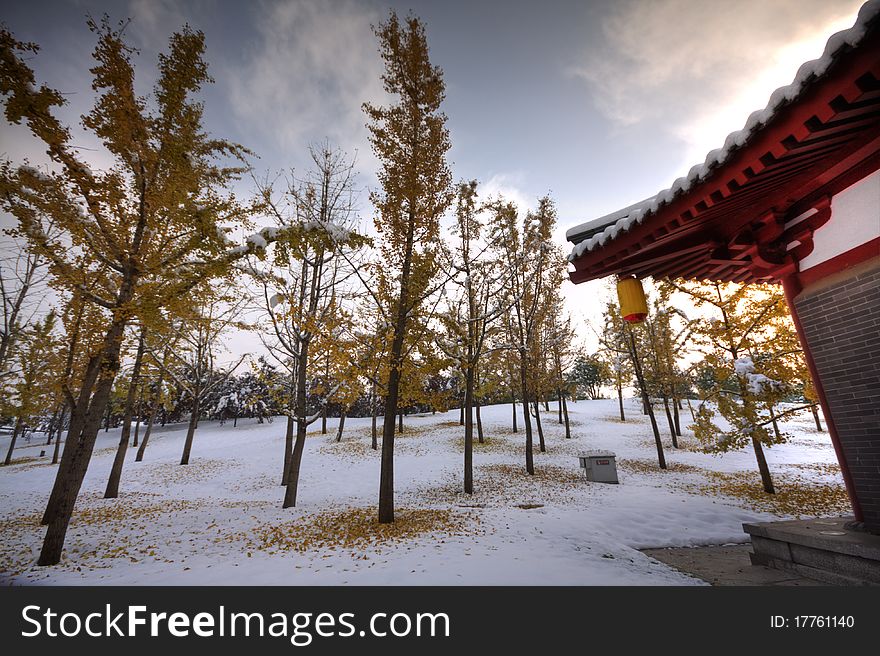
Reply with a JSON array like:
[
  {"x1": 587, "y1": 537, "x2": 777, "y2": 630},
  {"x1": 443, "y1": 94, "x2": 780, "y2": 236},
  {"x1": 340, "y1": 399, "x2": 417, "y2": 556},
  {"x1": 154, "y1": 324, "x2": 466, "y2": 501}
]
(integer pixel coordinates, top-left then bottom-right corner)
[{"x1": 674, "y1": 12, "x2": 861, "y2": 175}]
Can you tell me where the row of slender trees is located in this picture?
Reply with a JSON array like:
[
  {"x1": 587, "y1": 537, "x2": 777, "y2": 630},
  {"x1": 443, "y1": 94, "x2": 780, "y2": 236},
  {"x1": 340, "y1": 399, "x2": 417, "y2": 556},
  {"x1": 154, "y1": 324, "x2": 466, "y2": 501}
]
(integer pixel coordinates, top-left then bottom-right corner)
[
  {"x1": 0, "y1": 12, "x2": 581, "y2": 564},
  {"x1": 0, "y1": 10, "x2": 822, "y2": 569}
]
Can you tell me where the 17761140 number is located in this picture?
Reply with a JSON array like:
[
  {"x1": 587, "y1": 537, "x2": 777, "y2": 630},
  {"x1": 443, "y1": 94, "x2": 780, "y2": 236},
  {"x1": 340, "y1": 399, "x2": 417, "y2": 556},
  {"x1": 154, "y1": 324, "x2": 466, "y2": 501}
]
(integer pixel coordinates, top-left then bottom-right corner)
[{"x1": 771, "y1": 615, "x2": 855, "y2": 628}]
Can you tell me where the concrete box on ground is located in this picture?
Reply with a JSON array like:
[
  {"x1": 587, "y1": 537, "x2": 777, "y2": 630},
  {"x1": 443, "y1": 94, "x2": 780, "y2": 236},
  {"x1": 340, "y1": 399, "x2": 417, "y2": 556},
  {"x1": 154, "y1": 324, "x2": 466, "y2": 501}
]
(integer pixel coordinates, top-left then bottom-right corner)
[{"x1": 578, "y1": 450, "x2": 618, "y2": 484}]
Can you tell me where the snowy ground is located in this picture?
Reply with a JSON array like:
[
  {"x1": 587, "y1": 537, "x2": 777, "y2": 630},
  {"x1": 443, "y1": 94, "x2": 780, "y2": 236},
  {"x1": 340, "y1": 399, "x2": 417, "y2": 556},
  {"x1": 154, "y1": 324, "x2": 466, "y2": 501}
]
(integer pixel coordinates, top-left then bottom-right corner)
[{"x1": 0, "y1": 399, "x2": 849, "y2": 585}]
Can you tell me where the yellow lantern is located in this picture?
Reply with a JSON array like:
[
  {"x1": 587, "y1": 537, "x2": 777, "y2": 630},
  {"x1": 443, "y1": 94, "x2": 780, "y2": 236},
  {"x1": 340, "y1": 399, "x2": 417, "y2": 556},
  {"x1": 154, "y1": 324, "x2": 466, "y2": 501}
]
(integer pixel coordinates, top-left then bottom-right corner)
[{"x1": 617, "y1": 277, "x2": 648, "y2": 323}]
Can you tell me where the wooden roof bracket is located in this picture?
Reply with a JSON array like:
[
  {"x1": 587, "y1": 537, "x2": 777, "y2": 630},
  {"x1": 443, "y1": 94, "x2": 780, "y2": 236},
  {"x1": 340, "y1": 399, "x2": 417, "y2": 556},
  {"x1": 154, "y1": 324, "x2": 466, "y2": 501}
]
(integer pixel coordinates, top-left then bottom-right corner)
[{"x1": 781, "y1": 196, "x2": 833, "y2": 262}]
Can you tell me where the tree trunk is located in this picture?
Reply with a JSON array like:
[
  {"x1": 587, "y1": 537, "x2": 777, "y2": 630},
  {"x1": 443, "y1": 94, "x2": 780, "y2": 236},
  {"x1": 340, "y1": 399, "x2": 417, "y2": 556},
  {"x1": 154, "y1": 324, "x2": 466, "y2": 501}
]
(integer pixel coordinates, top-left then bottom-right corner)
[
  {"x1": 519, "y1": 353, "x2": 534, "y2": 474},
  {"x1": 511, "y1": 398, "x2": 518, "y2": 433},
  {"x1": 557, "y1": 391, "x2": 563, "y2": 424},
  {"x1": 378, "y1": 273, "x2": 415, "y2": 523},
  {"x1": 617, "y1": 381, "x2": 625, "y2": 421},
  {"x1": 378, "y1": 357, "x2": 403, "y2": 523},
  {"x1": 134, "y1": 368, "x2": 164, "y2": 463},
  {"x1": 42, "y1": 353, "x2": 102, "y2": 526},
  {"x1": 769, "y1": 405, "x2": 782, "y2": 441},
  {"x1": 3, "y1": 416, "x2": 23, "y2": 466},
  {"x1": 476, "y1": 397, "x2": 484, "y2": 445},
  {"x1": 464, "y1": 365, "x2": 474, "y2": 494},
  {"x1": 533, "y1": 401, "x2": 546, "y2": 453},
  {"x1": 283, "y1": 339, "x2": 310, "y2": 509},
  {"x1": 321, "y1": 407, "x2": 327, "y2": 434},
  {"x1": 336, "y1": 410, "x2": 347, "y2": 442},
  {"x1": 132, "y1": 411, "x2": 141, "y2": 448},
  {"x1": 672, "y1": 395, "x2": 681, "y2": 436},
  {"x1": 811, "y1": 404, "x2": 824, "y2": 432},
  {"x1": 132, "y1": 391, "x2": 143, "y2": 447},
  {"x1": 105, "y1": 329, "x2": 147, "y2": 498},
  {"x1": 459, "y1": 403, "x2": 464, "y2": 426},
  {"x1": 397, "y1": 411, "x2": 404, "y2": 434},
  {"x1": 282, "y1": 414, "x2": 294, "y2": 485},
  {"x1": 628, "y1": 331, "x2": 665, "y2": 469},
  {"x1": 562, "y1": 394, "x2": 571, "y2": 439},
  {"x1": 371, "y1": 390, "x2": 378, "y2": 450},
  {"x1": 39, "y1": 311, "x2": 130, "y2": 565},
  {"x1": 661, "y1": 395, "x2": 678, "y2": 449},
  {"x1": 180, "y1": 395, "x2": 200, "y2": 466},
  {"x1": 733, "y1": 365, "x2": 775, "y2": 494},
  {"x1": 284, "y1": 419, "x2": 308, "y2": 508},
  {"x1": 46, "y1": 409, "x2": 59, "y2": 445},
  {"x1": 135, "y1": 403, "x2": 158, "y2": 462},
  {"x1": 752, "y1": 435, "x2": 775, "y2": 494},
  {"x1": 52, "y1": 406, "x2": 67, "y2": 465},
  {"x1": 377, "y1": 180, "x2": 422, "y2": 524},
  {"x1": 642, "y1": 389, "x2": 665, "y2": 468},
  {"x1": 39, "y1": 372, "x2": 118, "y2": 564}
]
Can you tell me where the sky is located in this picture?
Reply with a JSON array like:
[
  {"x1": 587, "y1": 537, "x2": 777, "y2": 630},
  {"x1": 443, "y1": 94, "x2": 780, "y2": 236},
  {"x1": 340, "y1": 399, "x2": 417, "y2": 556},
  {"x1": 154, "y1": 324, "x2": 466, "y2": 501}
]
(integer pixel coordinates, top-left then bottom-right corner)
[{"x1": 0, "y1": 0, "x2": 867, "y2": 359}]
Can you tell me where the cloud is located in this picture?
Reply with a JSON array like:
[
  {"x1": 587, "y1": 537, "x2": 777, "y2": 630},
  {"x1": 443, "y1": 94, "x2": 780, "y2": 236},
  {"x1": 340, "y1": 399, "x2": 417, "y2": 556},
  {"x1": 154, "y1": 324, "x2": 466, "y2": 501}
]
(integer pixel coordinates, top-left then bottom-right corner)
[
  {"x1": 478, "y1": 172, "x2": 534, "y2": 216},
  {"x1": 225, "y1": 0, "x2": 386, "y2": 173},
  {"x1": 127, "y1": 0, "x2": 189, "y2": 48},
  {"x1": 569, "y1": 0, "x2": 864, "y2": 169}
]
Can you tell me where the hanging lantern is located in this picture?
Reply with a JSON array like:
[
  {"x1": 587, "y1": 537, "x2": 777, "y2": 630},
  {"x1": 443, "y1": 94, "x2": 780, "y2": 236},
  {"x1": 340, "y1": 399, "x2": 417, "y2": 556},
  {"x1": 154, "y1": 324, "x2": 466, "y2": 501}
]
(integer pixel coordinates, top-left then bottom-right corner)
[{"x1": 617, "y1": 277, "x2": 648, "y2": 323}]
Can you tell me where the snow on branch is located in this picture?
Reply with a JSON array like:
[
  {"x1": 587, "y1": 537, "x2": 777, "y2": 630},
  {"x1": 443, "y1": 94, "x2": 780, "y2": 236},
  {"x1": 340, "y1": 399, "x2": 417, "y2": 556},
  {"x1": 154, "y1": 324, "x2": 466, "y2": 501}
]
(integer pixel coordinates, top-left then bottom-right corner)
[{"x1": 734, "y1": 356, "x2": 784, "y2": 396}]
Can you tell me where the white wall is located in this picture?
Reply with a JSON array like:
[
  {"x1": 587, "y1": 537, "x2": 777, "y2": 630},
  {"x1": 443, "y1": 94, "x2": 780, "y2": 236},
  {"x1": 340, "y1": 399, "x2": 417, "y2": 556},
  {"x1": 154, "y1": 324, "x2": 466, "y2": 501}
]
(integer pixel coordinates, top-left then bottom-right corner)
[{"x1": 798, "y1": 168, "x2": 880, "y2": 271}]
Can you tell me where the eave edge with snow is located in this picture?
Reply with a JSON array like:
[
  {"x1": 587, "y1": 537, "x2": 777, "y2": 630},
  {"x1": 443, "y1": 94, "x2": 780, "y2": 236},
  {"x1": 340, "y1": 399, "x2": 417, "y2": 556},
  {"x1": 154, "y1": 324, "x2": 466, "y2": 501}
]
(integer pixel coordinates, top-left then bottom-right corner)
[{"x1": 567, "y1": 0, "x2": 880, "y2": 263}]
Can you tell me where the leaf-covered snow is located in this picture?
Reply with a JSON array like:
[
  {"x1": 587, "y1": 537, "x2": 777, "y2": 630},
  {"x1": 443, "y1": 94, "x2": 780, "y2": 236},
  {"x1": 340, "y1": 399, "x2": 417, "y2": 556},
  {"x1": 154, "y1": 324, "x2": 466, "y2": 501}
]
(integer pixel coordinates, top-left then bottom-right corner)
[{"x1": 0, "y1": 399, "x2": 845, "y2": 585}]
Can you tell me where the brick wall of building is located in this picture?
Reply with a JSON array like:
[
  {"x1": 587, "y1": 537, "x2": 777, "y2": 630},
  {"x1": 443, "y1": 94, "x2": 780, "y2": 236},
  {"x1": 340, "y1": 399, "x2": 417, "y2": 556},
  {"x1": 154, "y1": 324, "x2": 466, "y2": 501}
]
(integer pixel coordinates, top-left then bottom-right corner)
[{"x1": 794, "y1": 258, "x2": 880, "y2": 532}]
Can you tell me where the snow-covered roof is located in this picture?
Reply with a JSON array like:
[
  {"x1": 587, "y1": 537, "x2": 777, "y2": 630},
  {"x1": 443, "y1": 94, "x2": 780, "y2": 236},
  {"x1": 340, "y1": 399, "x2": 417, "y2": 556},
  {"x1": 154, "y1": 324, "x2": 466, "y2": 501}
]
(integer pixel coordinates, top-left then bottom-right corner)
[
  {"x1": 567, "y1": 0, "x2": 880, "y2": 262},
  {"x1": 565, "y1": 196, "x2": 657, "y2": 242}
]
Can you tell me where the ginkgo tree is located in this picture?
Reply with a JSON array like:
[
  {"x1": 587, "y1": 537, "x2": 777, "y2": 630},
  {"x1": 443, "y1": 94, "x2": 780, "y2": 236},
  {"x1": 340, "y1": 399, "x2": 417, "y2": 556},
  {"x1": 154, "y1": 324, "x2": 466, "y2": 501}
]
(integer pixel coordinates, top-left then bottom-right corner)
[
  {"x1": 134, "y1": 337, "x2": 176, "y2": 462},
  {"x1": 253, "y1": 145, "x2": 368, "y2": 508},
  {"x1": 599, "y1": 300, "x2": 631, "y2": 421},
  {"x1": 545, "y1": 295, "x2": 576, "y2": 437},
  {"x1": 364, "y1": 12, "x2": 453, "y2": 523},
  {"x1": 148, "y1": 289, "x2": 248, "y2": 467},
  {"x1": 2, "y1": 311, "x2": 62, "y2": 465},
  {"x1": 437, "y1": 180, "x2": 512, "y2": 493},
  {"x1": 667, "y1": 280, "x2": 791, "y2": 493},
  {"x1": 600, "y1": 296, "x2": 667, "y2": 469},
  {"x1": 487, "y1": 195, "x2": 560, "y2": 475},
  {"x1": 349, "y1": 302, "x2": 391, "y2": 450},
  {"x1": 639, "y1": 286, "x2": 692, "y2": 448}
]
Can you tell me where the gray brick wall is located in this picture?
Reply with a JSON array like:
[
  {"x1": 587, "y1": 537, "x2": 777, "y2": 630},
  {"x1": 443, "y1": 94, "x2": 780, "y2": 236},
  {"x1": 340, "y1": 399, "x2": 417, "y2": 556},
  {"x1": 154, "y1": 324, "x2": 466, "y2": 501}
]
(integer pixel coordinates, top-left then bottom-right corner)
[{"x1": 795, "y1": 260, "x2": 880, "y2": 532}]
